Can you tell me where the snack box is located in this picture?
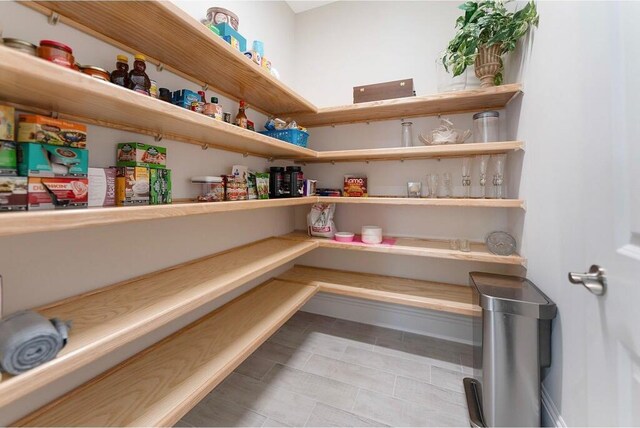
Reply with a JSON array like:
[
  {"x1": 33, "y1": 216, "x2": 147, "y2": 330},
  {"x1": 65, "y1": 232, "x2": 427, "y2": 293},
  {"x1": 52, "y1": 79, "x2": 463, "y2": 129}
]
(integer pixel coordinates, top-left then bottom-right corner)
[
  {"x1": 343, "y1": 175, "x2": 368, "y2": 197},
  {"x1": 116, "y1": 166, "x2": 149, "y2": 206},
  {"x1": 172, "y1": 89, "x2": 201, "y2": 109},
  {"x1": 18, "y1": 143, "x2": 88, "y2": 177},
  {"x1": 88, "y1": 167, "x2": 116, "y2": 207},
  {"x1": 0, "y1": 105, "x2": 15, "y2": 141},
  {"x1": 116, "y1": 142, "x2": 166, "y2": 169},
  {"x1": 17, "y1": 114, "x2": 87, "y2": 148},
  {"x1": 0, "y1": 176, "x2": 27, "y2": 211},
  {"x1": 149, "y1": 168, "x2": 172, "y2": 205},
  {"x1": 0, "y1": 141, "x2": 17, "y2": 176},
  {"x1": 27, "y1": 177, "x2": 88, "y2": 210},
  {"x1": 216, "y1": 23, "x2": 246, "y2": 51}
]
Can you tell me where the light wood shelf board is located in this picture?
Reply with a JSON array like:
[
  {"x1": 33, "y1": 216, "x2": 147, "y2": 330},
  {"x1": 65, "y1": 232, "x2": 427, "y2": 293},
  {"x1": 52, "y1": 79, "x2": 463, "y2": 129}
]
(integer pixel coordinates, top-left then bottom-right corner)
[
  {"x1": 281, "y1": 231, "x2": 526, "y2": 266},
  {"x1": 16, "y1": 279, "x2": 318, "y2": 427},
  {"x1": 295, "y1": 84, "x2": 522, "y2": 128},
  {"x1": 0, "y1": 46, "x2": 316, "y2": 159},
  {"x1": 0, "y1": 238, "x2": 317, "y2": 408},
  {"x1": 319, "y1": 196, "x2": 525, "y2": 209},
  {"x1": 27, "y1": 1, "x2": 317, "y2": 116},
  {"x1": 0, "y1": 197, "x2": 318, "y2": 238},
  {"x1": 278, "y1": 265, "x2": 481, "y2": 316},
  {"x1": 296, "y1": 141, "x2": 524, "y2": 163}
]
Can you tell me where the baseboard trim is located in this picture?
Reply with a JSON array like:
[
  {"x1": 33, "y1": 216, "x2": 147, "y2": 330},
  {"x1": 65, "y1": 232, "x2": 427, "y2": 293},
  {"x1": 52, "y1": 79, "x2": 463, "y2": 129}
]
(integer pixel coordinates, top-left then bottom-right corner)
[
  {"x1": 541, "y1": 384, "x2": 566, "y2": 428},
  {"x1": 301, "y1": 292, "x2": 474, "y2": 344}
]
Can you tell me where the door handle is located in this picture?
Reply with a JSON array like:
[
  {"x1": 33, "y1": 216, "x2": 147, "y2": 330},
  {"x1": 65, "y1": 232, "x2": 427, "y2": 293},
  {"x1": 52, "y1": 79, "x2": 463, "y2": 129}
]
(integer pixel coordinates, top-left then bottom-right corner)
[{"x1": 568, "y1": 265, "x2": 607, "y2": 296}]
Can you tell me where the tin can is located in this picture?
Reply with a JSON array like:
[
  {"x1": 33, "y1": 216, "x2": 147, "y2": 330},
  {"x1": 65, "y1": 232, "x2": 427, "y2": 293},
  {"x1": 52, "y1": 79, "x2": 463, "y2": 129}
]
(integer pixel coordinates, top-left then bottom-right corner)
[
  {"x1": 149, "y1": 80, "x2": 159, "y2": 98},
  {"x1": 223, "y1": 112, "x2": 232, "y2": 123},
  {"x1": 2, "y1": 38, "x2": 37, "y2": 56}
]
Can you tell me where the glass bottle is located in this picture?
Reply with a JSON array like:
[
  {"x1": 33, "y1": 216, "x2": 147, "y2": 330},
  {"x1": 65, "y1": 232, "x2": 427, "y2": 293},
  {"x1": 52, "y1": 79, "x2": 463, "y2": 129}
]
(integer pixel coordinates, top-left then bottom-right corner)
[
  {"x1": 461, "y1": 157, "x2": 472, "y2": 198},
  {"x1": 128, "y1": 54, "x2": 151, "y2": 95},
  {"x1": 442, "y1": 172, "x2": 452, "y2": 198},
  {"x1": 401, "y1": 121, "x2": 413, "y2": 147},
  {"x1": 478, "y1": 155, "x2": 490, "y2": 198},
  {"x1": 211, "y1": 97, "x2": 223, "y2": 120},
  {"x1": 492, "y1": 154, "x2": 506, "y2": 199},
  {"x1": 110, "y1": 54, "x2": 130, "y2": 88},
  {"x1": 235, "y1": 100, "x2": 248, "y2": 128}
]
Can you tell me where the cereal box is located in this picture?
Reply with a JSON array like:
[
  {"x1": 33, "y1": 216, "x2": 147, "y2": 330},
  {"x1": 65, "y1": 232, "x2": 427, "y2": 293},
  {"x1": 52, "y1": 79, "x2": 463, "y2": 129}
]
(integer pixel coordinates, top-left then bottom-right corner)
[
  {"x1": 343, "y1": 175, "x2": 368, "y2": 197},
  {"x1": 0, "y1": 176, "x2": 27, "y2": 211},
  {"x1": 88, "y1": 167, "x2": 116, "y2": 207},
  {"x1": 0, "y1": 142, "x2": 17, "y2": 176},
  {"x1": 116, "y1": 166, "x2": 149, "y2": 206},
  {"x1": 27, "y1": 177, "x2": 89, "y2": 210},
  {"x1": 17, "y1": 114, "x2": 87, "y2": 148},
  {"x1": 18, "y1": 143, "x2": 88, "y2": 177}
]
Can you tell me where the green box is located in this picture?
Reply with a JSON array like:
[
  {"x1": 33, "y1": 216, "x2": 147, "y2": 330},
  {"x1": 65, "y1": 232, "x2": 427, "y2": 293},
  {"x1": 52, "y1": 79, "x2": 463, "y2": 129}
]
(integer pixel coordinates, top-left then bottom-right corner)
[
  {"x1": 149, "y1": 168, "x2": 172, "y2": 205},
  {"x1": 116, "y1": 142, "x2": 166, "y2": 169},
  {"x1": 18, "y1": 143, "x2": 88, "y2": 177},
  {"x1": 0, "y1": 141, "x2": 17, "y2": 176}
]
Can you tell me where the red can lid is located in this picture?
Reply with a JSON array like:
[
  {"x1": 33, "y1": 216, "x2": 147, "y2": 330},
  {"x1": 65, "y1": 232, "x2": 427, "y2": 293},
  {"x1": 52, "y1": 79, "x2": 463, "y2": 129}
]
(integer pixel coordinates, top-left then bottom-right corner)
[{"x1": 40, "y1": 40, "x2": 73, "y2": 54}]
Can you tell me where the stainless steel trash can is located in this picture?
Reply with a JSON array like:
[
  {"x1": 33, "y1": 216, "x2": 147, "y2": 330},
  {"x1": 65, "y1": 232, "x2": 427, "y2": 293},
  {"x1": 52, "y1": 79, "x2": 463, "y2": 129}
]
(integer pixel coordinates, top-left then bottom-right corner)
[{"x1": 464, "y1": 272, "x2": 557, "y2": 427}]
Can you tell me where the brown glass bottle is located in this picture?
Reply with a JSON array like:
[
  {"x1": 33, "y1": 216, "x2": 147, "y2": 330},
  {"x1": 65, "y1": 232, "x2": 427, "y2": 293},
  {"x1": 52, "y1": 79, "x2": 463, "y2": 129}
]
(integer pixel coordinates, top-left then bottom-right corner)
[
  {"x1": 128, "y1": 54, "x2": 151, "y2": 95},
  {"x1": 235, "y1": 100, "x2": 248, "y2": 128},
  {"x1": 111, "y1": 54, "x2": 131, "y2": 88}
]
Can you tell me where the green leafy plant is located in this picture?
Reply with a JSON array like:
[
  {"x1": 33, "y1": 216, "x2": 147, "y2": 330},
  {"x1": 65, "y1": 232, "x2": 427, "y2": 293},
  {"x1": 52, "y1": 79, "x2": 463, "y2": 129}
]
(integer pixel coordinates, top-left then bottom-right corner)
[{"x1": 442, "y1": 0, "x2": 539, "y2": 85}]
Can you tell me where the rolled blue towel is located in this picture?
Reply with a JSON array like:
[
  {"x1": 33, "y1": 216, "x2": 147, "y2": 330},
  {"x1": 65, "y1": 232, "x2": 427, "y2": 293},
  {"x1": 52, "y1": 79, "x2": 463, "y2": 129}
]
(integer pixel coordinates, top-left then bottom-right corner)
[{"x1": 0, "y1": 310, "x2": 71, "y2": 375}]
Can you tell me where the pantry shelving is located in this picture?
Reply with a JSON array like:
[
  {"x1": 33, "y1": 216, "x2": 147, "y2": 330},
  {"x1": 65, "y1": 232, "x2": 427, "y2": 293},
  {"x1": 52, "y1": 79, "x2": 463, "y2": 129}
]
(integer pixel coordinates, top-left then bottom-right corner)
[
  {"x1": 0, "y1": 238, "x2": 317, "y2": 408},
  {"x1": 15, "y1": 280, "x2": 318, "y2": 427},
  {"x1": 0, "y1": 46, "x2": 315, "y2": 159},
  {"x1": 294, "y1": 84, "x2": 522, "y2": 127},
  {"x1": 0, "y1": 197, "x2": 318, "y2": 238},
  {"x1": 295, "y1": 140, "x2": 524, "y2": 163},
  {"x1": 25, "y1": 1, "x2": 317, "y2": 116},
  {"x1": 321, "y1": 196, "x2": 525, "y2": 209},
  {"x1": 278, "y1": 265, "x2": 481, "y2": 316},
  {"x1": 281, "y1": 231, "x2": 526, "y2": 266}
]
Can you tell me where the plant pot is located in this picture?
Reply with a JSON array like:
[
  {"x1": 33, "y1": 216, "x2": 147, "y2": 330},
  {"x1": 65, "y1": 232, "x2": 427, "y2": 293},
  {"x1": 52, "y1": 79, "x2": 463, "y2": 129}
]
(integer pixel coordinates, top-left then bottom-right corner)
[{"x1": 475, "y1": 44, "x2": 502, "y2": 88}]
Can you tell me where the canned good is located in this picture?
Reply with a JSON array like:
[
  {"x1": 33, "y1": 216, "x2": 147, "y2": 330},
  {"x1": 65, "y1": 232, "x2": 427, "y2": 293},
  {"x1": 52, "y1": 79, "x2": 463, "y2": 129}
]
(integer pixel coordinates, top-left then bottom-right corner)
[
  {"x1": 80, "y1": 65, "x2": 110, "y2": 81},
  {"x1": 223, "y1": 112, "x2": 232, "y2": 123},
  {"x1": 149, "y1": 80, "x2": 158, "y2": 98},
  {"x1": 38, "y1": 40, "x2": 74, "y2": 69},
  {"x1": 2, "y1": 38, "x2": 37, "y2": 56}
]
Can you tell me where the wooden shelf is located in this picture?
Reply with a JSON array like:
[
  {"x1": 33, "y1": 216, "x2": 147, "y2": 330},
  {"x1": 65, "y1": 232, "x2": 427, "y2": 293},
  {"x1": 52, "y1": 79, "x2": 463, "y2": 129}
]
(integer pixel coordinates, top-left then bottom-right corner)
[
  {"x1": 294, "y1": 84, "x2": 522, "y2": 127},
  {"x1": 320, "y1": 196, "x2": 525, "y2": 209},
  {"x1": 26, "y1": 1, "x2": 317, "y2": 116},
  {"x1": 296, "y1": 141, "x2": 524, "y2": 163},
  {"x1": 0, "y1": 238, "x2": 317, "y2": 408},
  {"x1": 0, "y1": 46, "x2": 315, "y2": 159},
  {"x1": 279, "y1": 265, "x2": 481, "y2": 316},
  {"x1": 0, "y1": 197, "x2": 318, "y2": 238},
  {"x1": 281, "y1": 231, "x2": 526, "y2": 266},
  {"x1": 16, "y1": 279, "x2": 317, "y2": 427}
]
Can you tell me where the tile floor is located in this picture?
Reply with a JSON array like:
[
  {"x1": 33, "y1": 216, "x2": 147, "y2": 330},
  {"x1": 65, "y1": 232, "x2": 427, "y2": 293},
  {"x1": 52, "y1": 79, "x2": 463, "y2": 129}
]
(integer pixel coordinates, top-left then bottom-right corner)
[{"x1": 176, "y1": 311, "x2": 473, "y2": 427}]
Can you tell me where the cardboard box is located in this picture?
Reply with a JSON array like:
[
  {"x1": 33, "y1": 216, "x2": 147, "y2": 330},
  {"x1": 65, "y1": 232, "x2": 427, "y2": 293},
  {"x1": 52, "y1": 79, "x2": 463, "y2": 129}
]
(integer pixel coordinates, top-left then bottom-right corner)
[
  {"x1": 216, "y1": 23, "x2": 246, "y2": 51},
  {"x1": 88, "y1": 167, "x2": 116, "y2": 207},
  {"x1": 116, "y1": 166, "x2": 149, "y2": 206},
  {"x1": 343, "y1": 175, "x2": 368, "y2": 197},
  {"x1": 17, "y1": 114, "x2": 87, "y2": 148},
  {"x1": 27, "y1": 177, "x2": 88, "y2": 210},
  {"x1": 172, "y1": 89, "x2": 201, "y2": 109},
  {"x1": 18, "y1": 143, "x2": 88, "y2": 177},
  {"x1": 0, "y1": 105, "x2": 15, "y2": 141},
  {"x1": 116, "y1": 142, "x2": 166, "y2": 169},
  {"x1": 0, "y1": 141, "x2": 17, "y2": 176},
  {"x1": 149, "y1": 168, "x2": 172, "y2": 205},
  {"x1": 0, "y1": 176, "x2": 27, "y2": 211}
]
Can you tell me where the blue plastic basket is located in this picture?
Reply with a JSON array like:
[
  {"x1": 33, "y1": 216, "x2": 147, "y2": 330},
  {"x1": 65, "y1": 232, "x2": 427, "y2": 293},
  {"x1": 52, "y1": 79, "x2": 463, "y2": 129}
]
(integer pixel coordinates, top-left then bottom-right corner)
[{"x1": 260, "y1": 129, "x2": 309, "y2": 148}]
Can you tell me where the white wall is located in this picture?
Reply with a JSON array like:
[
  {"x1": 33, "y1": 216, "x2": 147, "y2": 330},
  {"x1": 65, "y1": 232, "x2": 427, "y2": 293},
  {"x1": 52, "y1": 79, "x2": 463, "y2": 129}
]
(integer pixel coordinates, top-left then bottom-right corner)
[{"x1": 0, "y1": 1, "x2": 297, "y2": 424}]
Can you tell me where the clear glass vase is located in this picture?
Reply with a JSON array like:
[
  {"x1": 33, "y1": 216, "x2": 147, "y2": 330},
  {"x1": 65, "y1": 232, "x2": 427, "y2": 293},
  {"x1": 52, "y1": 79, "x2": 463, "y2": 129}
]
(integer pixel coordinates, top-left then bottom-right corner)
[
  {"x1": 492, "y1": 154, "x2": 506, "y2": 199},
  {"x1": 401, "y1": 121, "x2": 413, "y2": 147},
  {"x1": 461, "y1": 157, "x2": 472, "y2": 198}
]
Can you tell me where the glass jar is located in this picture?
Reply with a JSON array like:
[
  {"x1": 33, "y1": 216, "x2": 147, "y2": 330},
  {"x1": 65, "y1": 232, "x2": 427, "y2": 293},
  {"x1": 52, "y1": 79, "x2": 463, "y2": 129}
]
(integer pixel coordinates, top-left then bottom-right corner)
[
  {"x1": 38, "y1": 40, "x2": 74, "y2": 68},
  {"x1": 80, "y1": 65, "x2": 111, "y2": 81},
  {"x1": 473, "y1": 111, "x2": 500, "y2": 143},
  {"x1": 401, "y1": 121, "x2": 413, "y2": 147},
  {"x1": 2, "y1": 38, "x2": 37, "y2": 56},
  {"x1": 191, "y1": 176, "x2": 224, "y2": 202}
]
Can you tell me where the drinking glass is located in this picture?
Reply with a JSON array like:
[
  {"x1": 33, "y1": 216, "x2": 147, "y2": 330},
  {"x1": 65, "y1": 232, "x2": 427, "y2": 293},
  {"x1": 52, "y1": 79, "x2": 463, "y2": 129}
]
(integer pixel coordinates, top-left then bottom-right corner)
[
  {"x1": 492, "y1": 154, "x2": 506, "y2": 199},
  {"x1": 442, "y1": 172, "x2": 452, "y2": 198},
  {"x1": 461, "y1": 157, "x2": 472, "y2": 198},
  {"x1": 427, "y1": 173, "x2": 439, "y2": 198},
  {"x1": 401, "y1": 121, "x2": 413, "y2": 147},
  {"x1": 459, "y1": 239, "x2": 471, "y2": 252},
  {"x1": 478, "y1": 155, "x2": 490, "y2": 198},
  {"x1": 450, "y1": 239, "x2": 460, "y2": 250}
]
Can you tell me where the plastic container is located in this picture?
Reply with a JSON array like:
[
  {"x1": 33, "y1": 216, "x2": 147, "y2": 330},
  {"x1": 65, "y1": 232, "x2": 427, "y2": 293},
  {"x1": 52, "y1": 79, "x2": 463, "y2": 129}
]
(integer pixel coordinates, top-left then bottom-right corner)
[
  {"x1": 335, "y1": 232, "x2": 355, "y2": 243},
  {"x1": 473, "y1": 111, "x2": 500, "y2": 143},
  {"x1": 38, "y1": 40, "x2": 74, "y2": 68},
  {"x1": 269, "y1": 167, "x2": 285, "y2": 198},
  {"x1": 285, "y1": 166, "x2": 304, "y2": 198},
  {"x1": 259, "y1": 129, "x2": 309, "y2": 148},
  {"x1": 361, "y1": 226, "x2": 383, "y2": 244},
  {"x1": 2, "y1": 38, "x2": 37, "y2": 56},
  {"x1": 191, "y1": 176, "x2": 224, "y2": 202}
]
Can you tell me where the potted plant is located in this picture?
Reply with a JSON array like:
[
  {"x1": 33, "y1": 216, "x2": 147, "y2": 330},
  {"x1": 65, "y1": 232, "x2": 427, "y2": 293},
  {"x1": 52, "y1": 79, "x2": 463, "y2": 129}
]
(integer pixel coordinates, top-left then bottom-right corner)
[{"x1": 442, "y1": 1, "x2": 539, "y2": 88}]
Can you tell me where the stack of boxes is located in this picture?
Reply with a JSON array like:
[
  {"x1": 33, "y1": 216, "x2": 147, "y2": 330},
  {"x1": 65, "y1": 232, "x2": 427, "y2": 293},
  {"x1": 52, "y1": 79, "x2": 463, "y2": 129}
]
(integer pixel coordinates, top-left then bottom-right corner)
[
  {"x1": 16, "y1": 113, "x2": 89, "y2": 210},
  {"x1": 115, "y1": 143, "x2": 171, "y2": 206},
  {"x1": 0, "y1": 106, "x2": 27, "y2": 211}
]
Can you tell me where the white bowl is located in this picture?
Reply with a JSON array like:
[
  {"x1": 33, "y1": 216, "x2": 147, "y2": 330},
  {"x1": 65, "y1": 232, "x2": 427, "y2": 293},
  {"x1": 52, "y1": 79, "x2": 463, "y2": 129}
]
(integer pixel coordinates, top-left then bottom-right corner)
[{"x1": 361, "y1": 226, "x2": 382, "y2": 244}]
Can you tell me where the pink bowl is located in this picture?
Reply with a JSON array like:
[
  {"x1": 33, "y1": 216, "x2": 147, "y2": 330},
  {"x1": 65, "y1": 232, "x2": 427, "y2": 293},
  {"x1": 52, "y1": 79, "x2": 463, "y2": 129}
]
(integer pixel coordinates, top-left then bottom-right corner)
[{"x1": 334, "y1": 232, "x2": 355, "y2": 242}]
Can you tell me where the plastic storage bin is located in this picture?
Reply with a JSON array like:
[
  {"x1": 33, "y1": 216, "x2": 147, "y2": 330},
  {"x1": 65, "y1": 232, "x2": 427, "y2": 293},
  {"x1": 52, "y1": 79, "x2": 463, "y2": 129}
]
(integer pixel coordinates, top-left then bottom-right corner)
[{"x1": 259, "y1": 129, "x2": 309, "y2": 148}]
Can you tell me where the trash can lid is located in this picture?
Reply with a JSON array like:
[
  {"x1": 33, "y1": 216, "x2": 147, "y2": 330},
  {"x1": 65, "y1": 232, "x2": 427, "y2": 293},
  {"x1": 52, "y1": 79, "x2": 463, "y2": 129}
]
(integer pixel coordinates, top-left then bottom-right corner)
[{"x1": 469, "y1": 272, "x2": 557, "y2": 319}]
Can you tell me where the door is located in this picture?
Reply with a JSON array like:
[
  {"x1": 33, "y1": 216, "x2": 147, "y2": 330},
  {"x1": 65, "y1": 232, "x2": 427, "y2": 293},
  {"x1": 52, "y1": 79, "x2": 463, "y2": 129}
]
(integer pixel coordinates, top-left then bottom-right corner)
[{"x1": 577, "y1": 2, "x2": 640, "y2": 425}]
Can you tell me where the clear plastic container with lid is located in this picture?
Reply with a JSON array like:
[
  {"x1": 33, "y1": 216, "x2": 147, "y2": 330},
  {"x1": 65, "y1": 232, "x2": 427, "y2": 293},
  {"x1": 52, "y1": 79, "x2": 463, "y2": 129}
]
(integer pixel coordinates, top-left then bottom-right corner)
[
  {"x1": 473, "y1": 111, "x2": 500, "y2": 143},
  {"x1": 191, "y1": 176, "x2": 224, "y2": 202}
]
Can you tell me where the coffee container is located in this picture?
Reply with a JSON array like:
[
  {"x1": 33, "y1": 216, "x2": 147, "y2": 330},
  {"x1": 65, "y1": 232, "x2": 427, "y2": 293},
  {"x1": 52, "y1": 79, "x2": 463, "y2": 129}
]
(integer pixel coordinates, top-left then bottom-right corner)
[
  {"x1": 269, "y1": 167, "x2": 285, "y2": 198},
  {"x1": 285, "y1": 166, "x2": 304, "y2": 198}
]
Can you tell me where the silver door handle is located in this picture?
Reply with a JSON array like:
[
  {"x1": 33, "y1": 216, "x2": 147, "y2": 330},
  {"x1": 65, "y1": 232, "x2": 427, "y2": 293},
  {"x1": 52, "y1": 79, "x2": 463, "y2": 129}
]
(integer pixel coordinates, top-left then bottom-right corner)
[{"x1": 568, "y1": 265, "x2": 607, "y2": 296}]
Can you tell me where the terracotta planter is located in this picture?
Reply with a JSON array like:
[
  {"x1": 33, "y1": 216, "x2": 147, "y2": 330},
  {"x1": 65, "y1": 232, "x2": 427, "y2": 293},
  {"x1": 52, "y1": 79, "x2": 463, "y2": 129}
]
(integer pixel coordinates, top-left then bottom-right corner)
[{"x1": 474, "y1": 44, "x2": 502, "y2": 88}]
